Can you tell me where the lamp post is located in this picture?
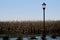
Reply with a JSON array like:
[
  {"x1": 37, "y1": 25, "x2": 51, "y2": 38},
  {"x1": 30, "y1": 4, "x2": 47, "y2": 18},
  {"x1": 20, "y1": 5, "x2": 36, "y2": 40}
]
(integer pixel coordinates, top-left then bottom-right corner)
[{"x1": 42, "y1": 3, "x2": 46, "y2": 40}]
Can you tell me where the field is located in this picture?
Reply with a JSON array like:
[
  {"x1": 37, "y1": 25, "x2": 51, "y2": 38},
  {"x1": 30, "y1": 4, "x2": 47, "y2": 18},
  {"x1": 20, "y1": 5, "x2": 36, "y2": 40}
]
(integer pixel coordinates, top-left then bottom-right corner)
[{"x1": 0, "y1": 21, "x2": 60, "y2": 37}]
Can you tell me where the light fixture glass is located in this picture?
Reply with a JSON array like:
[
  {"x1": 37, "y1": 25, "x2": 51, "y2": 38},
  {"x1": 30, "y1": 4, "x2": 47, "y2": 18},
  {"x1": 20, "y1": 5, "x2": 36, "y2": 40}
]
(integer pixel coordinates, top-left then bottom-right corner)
[{"x1": 42, "y1": 3, "x2": 46, "y2": 9}]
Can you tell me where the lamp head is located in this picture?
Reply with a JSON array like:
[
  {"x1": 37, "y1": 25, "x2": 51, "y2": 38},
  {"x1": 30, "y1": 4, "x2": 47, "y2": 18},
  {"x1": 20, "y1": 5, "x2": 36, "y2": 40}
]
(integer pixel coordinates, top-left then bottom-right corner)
[{"x1": 42, "y1": 3, "x2": 46, "y2": 9}]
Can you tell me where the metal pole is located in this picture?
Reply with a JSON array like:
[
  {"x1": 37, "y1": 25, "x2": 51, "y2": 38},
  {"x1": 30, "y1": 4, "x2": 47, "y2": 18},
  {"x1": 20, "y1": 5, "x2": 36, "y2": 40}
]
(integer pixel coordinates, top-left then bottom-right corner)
[
  {"x1": 43, "y1": 8, "x2": 45, "y2": 35},
  {"x1": 42, "y1": 8, "x2": 46, "y2": 40}
]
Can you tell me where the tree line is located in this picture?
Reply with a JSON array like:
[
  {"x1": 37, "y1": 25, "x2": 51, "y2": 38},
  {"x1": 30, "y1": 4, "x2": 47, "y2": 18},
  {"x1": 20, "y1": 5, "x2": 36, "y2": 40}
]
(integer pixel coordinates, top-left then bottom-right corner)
[{"x1": 0, "y1": 21, "x2": 60, "y2": 37}]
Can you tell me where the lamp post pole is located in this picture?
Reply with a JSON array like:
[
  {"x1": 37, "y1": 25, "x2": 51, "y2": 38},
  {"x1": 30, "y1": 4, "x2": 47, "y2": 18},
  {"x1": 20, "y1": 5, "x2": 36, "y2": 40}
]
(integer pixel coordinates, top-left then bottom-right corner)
[{"x1": 42, "y1": 3, "x2": 46, "y2": 40}]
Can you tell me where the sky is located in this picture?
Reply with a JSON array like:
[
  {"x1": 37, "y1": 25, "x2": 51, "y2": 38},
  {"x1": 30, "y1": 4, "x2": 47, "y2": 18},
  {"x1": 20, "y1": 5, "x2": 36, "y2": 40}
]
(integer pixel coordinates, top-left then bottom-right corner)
[{"x1": 0, "y1": 0, "x2": 60, "y2": 21}]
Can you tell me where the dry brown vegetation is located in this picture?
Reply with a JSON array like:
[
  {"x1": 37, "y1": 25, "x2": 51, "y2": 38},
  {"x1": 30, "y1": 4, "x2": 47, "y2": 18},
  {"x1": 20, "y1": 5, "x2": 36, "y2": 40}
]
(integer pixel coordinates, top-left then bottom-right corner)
[{"x1": 0, "y1": 21, "x2": 60, "y2": 37}]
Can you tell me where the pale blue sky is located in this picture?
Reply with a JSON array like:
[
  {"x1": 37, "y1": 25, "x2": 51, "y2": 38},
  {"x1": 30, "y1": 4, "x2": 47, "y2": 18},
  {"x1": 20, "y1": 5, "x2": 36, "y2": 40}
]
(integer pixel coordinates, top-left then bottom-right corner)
[{"x1": 0, "y1": 0, "x2": 60, "y2": 21}]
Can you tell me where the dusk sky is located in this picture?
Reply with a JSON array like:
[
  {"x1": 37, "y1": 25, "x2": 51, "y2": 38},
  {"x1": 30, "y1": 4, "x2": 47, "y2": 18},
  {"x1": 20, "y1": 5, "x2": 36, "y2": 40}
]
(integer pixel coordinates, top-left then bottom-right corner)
[{"x1": 0, "y1": 0, "x2": 60, "y2": 21}]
